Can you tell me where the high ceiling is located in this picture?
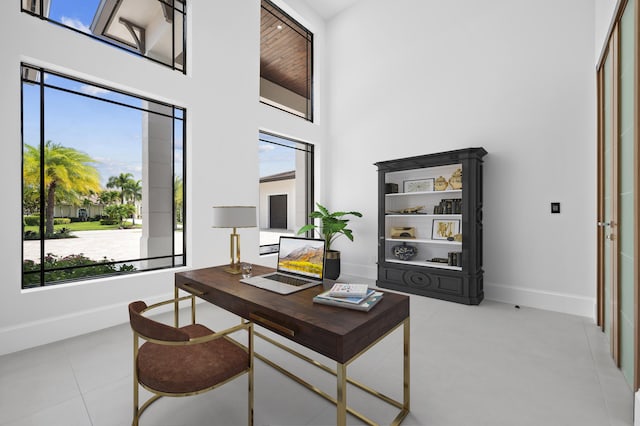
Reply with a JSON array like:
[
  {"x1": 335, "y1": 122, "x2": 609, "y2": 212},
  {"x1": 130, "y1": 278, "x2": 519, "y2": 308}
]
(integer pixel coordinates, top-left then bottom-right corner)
[{"x1": 300, "y1": 0, "x2": 361, "y2": 20}]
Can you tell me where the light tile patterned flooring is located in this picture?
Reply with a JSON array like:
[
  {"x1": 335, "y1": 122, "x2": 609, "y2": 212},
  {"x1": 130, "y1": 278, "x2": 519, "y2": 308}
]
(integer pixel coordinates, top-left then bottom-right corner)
[{"x1": 0, "y1": 284, "x2": 633, "y2": 426}]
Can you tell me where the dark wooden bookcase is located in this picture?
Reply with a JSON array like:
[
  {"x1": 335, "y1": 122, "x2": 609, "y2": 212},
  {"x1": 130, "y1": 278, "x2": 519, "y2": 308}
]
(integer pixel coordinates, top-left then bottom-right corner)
[{"x1": 375, "y1": 148, "x2": 487, "y2": 305}]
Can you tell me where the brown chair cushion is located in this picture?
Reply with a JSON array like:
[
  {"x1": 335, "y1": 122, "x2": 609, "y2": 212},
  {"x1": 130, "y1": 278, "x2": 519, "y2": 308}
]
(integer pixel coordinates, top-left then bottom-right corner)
[
  {"x1": 129, "y1": 301, "x2": 189, "y2": 342},
  {"x1": 137, "y1": 323, "x2": 249, "y2": 394}
]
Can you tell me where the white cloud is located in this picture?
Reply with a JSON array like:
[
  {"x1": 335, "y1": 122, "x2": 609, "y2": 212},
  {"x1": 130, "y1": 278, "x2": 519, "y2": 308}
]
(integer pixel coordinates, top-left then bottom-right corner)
[
  {"x1": 61, "y1": 16, "x2": 91, "y2": 34},
  {"x1": 259, "y1": 144, "x2": 275, "y2": 152},
  {"x1": 80, "y1": 85, "x2": 111, "y2": 96}
]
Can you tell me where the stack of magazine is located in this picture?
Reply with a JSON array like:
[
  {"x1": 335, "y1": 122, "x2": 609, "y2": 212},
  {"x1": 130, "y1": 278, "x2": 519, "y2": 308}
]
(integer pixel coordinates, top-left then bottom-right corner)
[{"x1": 313, "y1": 283, "x2": 384, "y2": 312}]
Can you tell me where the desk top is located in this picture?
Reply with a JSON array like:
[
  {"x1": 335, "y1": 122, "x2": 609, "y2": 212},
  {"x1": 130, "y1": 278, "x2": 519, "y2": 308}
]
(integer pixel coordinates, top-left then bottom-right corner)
[{"x1": 175, "y1": 265, "x2": 410, "y2": 363}]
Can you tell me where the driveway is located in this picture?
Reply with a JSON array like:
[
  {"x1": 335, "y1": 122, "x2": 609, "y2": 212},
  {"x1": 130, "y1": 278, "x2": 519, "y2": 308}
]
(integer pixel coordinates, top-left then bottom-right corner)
[{"x1": 23, "y1": 229, "x2": 155, "y2": 262}]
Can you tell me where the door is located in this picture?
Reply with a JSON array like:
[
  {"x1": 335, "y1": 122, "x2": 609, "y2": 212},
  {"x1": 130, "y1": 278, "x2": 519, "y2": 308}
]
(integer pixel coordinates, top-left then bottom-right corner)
[
  {"x1": 269, "y1": 194, "x2": 287, "y2": 229},
  {"x1": 597, "y1": 0, "x2": 639, "y2": 389},
  {"x1": 598, "y1": 33, "x2": 620, "y2": 364}
]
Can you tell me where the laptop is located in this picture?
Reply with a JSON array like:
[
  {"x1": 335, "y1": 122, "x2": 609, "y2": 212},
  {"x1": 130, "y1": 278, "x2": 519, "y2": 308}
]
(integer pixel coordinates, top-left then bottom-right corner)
[{"x1": 241, "y1": 236, "x2": 326, "y2": 294}]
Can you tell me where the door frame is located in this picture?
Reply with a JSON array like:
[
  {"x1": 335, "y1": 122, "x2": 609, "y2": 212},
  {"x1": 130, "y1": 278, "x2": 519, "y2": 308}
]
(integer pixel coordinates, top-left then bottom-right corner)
[{"x1": 634, "y1": 0, "x2": 640, "y2": 391}]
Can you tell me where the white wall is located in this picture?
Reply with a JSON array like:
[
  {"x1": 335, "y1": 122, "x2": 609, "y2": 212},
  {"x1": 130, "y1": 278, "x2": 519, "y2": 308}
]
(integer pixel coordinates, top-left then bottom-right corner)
[
  {"x1": 0, "y1": 0, "x2": 325, "y2": 355},
  {"x1": 325, "y1": 0, "x2": 597, "y2": 317}
]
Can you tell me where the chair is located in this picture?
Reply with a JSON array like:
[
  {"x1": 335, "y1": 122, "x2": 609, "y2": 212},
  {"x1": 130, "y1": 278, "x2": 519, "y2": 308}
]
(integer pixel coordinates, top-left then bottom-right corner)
[{"x1": 128, "y1": 295, "x2": 253, "y2": 425}]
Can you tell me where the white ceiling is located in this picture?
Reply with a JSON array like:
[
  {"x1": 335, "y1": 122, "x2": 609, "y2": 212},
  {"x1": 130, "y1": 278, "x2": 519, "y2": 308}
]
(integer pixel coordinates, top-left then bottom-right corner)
[{"x1": 300, "y1": 0, "x2": 360, "y2": 20}]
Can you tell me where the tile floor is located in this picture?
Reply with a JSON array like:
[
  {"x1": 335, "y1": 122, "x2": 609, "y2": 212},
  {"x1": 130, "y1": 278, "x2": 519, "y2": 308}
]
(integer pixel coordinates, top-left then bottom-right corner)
[{"x1": 0, "y1": 287, "x2": 634, "y2": 426}]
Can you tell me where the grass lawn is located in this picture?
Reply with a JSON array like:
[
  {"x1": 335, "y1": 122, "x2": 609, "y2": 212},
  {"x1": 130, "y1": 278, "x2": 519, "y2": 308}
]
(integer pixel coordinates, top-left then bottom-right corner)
[{"x1": 24, "y1": 221, "x2": 141, "y2": 233}]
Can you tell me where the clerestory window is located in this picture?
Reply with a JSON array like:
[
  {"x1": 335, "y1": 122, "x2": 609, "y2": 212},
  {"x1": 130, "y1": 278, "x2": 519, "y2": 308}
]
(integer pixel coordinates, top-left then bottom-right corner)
[
  {"x1": 260, "y1": 0, "x2": 313, "y2": 120},
  {"x1": 21, "y1": 64, "x2": 186, "y2": 288},
  {"x1": 21, "y1": 0, "x2": 186, "y2": 73}
]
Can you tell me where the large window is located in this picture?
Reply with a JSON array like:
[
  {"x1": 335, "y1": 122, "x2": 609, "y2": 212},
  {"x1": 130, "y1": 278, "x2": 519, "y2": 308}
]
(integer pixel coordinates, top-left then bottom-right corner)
[
  {"x1": 258, "y1": 131, "x2": 313, "y2": 254},
  {"x1": 260, "y1": 0, "x2": 313, "y2": 120},
  {"x1": 21, "y1": 0, "x2": 186, "y2": 73},
  {"x1": 21, "y1": 64, "x2": 185, "y2": 288}
]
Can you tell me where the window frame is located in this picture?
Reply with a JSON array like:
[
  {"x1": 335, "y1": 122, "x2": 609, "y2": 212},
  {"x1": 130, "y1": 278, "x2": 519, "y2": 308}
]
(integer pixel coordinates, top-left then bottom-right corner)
[
  {"x1": 258, "y1": 130, "x2": 314, "y2": 255},
  {"x1": 20, "y1": 63, "x2": 187, "y2": 288},
  {"x1": 20, "y1": 0, "x2": 187, "y2": 74}
]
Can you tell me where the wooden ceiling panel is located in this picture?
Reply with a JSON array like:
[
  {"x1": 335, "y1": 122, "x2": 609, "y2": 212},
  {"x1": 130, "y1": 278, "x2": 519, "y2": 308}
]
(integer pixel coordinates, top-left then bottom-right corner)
[{"x1": 260, "y1": 3, "x2": 311, "y2": 99}]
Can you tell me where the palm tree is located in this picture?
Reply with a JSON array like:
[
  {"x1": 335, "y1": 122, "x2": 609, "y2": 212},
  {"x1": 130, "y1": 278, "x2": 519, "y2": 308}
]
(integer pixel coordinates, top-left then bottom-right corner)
[
  {"x1": 124, "y1": 179, "x2": 142, "y2": 225},
  {"x1": 124, "y1": 179, "x2": 142, "y2": 204},
  {"x1": 174, "y1": 175, "x2": 184, "y2": 225},
  {"x1": 97, "y1": 190, "x2": 120, "y2": 218},
  {"x1": 98, "y1": 190, "x2": 119, "y2": 206},
  {"x1": 106, "y1": 172, "x2": 134, "y2": 205},
  {"x1": 23, "y1": 141, "x2": 101, "y2": 235}
]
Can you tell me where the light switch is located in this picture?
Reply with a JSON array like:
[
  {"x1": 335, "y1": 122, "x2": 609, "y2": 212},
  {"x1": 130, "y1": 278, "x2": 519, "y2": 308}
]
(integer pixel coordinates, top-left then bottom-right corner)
[{"x1": 551, "y1": 202, "x2": 560, "y2": 214}]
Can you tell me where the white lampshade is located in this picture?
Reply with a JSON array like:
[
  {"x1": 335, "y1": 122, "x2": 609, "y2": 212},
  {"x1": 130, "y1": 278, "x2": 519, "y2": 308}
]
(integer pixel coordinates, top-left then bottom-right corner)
[{"x1": 212, "y1": 206, "x2": 257, "y2": 228}]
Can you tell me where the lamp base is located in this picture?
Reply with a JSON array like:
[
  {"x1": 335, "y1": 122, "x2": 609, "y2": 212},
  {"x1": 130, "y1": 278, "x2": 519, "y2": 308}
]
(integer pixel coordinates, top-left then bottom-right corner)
[{"x1": 224, "y1": 264, "x2": 242, "y2": 274}]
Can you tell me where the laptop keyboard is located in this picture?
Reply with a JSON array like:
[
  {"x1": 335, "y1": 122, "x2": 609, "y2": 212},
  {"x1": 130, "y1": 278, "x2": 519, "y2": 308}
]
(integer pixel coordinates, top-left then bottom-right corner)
[{"x1": 264, "y1": 274, "x2": 312, "y2": 287}]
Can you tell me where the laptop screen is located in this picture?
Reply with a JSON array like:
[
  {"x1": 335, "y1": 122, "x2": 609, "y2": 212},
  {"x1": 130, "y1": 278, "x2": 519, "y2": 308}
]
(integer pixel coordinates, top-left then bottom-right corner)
[{"x1": 277, "y1": 237, "x2": 326, "y2": 280}]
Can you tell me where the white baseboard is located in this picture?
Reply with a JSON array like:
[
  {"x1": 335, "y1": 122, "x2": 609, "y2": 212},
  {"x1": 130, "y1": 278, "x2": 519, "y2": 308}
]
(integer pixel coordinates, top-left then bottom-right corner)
[
  {"x1": 341, "y1": 261, "x2": 377, "y2": 282},
  {"x1": 635, "y1": 390, "x2": 640, "y2": 426},
  {"x1": 0, "y1": 292, "x2": 173, "y2": 356},
  {"x1": 341, "y1": 264, "x2": 596, "y2": 319},
  {"x1": 484, "y1": 282, "x2": 596, "y2": 319}
]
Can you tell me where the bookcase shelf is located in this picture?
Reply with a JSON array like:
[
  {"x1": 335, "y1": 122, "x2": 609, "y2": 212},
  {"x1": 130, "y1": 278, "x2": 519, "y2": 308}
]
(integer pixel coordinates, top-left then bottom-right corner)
[
  {"x1": 375, "y1": 148, "x2": 487, "y2": 305},
  {"x1": 385, "y1": 238, "x2": 462, "y2": 246},
  {"x1": 385, "y1": 189, "x2": 462, "y2": 197},
  {"x1": 385, "y1": 258, "x2": 463, "y2": 271}
]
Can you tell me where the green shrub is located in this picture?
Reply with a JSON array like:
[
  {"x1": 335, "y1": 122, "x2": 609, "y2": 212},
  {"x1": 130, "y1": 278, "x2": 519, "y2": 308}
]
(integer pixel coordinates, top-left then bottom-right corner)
[
  {"x1": 100, "y1": 219, "x2": 119, "y2": 225},
  {"x1": 24, "y1": 216, "x2": 72, "y2": 226},
  {"x1": 23, "y1": 227, "x2": 76, "y2": 240},
  {"x1": 22, "y1": 253, "x2": 136, "y2": 288},
  {"x1": 23, "y1": 230, "x2": 39, "y2": 240},
  {"x1": 24, "y1": 215, "x2": 40, "y2": 226}
]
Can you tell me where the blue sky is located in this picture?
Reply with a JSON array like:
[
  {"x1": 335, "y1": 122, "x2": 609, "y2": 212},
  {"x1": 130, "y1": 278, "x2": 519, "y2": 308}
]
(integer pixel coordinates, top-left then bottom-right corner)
[
  {"x1": 259, "y1": 133, "x2": 297, "y2": 178},
  {"x1": 24, "y1": 73, "x2": 147, "y2": 187},
  {"x1": 49, "y1": 0, "x2": 100, "y2": 33}
]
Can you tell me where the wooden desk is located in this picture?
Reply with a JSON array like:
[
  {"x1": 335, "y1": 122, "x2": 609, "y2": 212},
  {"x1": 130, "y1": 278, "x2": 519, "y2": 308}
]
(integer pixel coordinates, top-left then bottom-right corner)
[{"x1": 175, "y1": 265, "x2": 410, "y2": 425}]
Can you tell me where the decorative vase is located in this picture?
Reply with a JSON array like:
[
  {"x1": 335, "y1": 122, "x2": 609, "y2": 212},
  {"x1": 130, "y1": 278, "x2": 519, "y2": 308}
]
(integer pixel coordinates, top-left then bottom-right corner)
[
  {"x1": 325, "y1": 250, "x2": 341, "y2": 280},
  {"x1": 434, "y1": 176, "x2": 448, "y2": 191},
  {"x1": 392, "y1": 242, "x2": 418, "y2": 261},
  {"x1": 449, "y1": 168, "x2": 462, "y2": 189}
]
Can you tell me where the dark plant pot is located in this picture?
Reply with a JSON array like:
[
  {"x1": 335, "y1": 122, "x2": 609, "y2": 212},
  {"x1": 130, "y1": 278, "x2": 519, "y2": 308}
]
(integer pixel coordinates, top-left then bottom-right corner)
[{"x1": 325, "y1": 250, "x2": 341, "y2": 280}]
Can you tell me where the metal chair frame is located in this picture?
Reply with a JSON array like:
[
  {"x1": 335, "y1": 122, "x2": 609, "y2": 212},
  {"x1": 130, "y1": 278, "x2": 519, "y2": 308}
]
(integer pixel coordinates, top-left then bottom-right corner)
[{"x1": 130, "y1": 294, "x2": 253, "y2": 425}]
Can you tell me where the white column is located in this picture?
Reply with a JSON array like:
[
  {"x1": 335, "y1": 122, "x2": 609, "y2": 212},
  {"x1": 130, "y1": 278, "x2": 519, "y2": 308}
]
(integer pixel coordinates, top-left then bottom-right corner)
[{"x1": 141, "y1": 102, "x2": 174, "y2": 267}]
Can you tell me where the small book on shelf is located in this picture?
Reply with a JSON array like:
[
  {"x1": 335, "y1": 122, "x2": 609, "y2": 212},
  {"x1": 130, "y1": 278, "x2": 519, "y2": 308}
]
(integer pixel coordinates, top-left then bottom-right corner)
[
  {"x1": 313, "y1": 290, "x2": 384, "y2": 312},
  {"x1": 328, "y1": 283, "x2": 369, "y2": 298}
]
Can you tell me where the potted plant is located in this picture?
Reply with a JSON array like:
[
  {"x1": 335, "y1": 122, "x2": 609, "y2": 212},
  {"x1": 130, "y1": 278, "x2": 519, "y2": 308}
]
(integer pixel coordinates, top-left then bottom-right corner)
[{"x1": 297, "y1": 203, "x2": 363, "y2": 280}]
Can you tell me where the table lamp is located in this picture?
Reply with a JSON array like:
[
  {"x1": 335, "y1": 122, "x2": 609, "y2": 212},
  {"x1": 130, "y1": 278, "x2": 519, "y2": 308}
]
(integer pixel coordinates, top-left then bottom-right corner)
[{"x1": 212, "y1": 206, "x2": 257, "y2": 274}]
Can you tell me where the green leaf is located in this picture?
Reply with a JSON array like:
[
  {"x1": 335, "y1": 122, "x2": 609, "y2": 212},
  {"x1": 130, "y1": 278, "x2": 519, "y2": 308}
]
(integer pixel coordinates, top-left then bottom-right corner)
[
  {"x1": 316, "y1": 203, "x2": 330, "y2": 216},
  {"x1": 297, "y1": 224, "x2": 316, "y2": 234}
]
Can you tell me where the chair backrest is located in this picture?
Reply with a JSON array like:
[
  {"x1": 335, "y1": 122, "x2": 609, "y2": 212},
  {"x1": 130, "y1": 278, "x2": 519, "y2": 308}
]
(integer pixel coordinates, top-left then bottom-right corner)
[{"x1": 128, "y1": 301, "x2": 190, "y2": 342}]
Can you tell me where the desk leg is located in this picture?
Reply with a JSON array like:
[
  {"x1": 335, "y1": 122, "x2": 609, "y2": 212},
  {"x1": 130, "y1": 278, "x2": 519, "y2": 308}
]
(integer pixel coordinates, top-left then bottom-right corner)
[
  {"x1": 337, "y1": 362, "x2": 347, "y2": 426},
  {"x1": 174, "y1": 287, "x2": 179, "y2": 328},
  {"x1": 404, "y1": 317, "x2": 410, "y2": 412},
  {"x1": 390, "y1": 317, "x2": 411, "y2": 426}
]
